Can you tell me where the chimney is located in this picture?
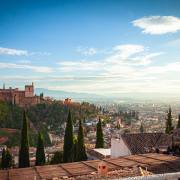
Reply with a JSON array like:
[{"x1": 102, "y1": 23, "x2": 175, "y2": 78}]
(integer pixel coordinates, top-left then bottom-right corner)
[{"x1": 98, "y1": 161, "x2": 108, "y2": 177}]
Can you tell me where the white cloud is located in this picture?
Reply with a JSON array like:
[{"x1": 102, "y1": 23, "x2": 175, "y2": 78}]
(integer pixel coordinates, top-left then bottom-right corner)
[
  {"x1": 0, "y1": 47, "x2": 28, "y2": 56},
  {"x1": 76, "y1": 47, "x2": 97, "y2": 56},
  {"x1": 0, "y1": 62, "x2": 53, "y2": 73},
  {"x1": 17, "y1": 60, "x2": 31, "y2": 64},
  {"x1": 58, "y1": 44, "x2": 162, "y2": 78},
  {"x1": 113, "y1": 44, "x2": 144, "y2": 58},
  {"x1": 58, "y1": 60, "x2": 103, "y2": 72},
  {"x1": 29, "y1": 51, "x2": 51, "y2": 56},
  {"x1": 132, "y1": 16, "x2": 180, "y2": 35},
  {"x1": 0, "y1": 47, "x2": 51, "y2": 56}
]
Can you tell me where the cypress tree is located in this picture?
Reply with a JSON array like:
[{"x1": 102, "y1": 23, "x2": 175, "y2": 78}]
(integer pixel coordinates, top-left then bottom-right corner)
[
  {"x1": 177, "y1": 114, "x2": 180, "y2": 129},
  {"x1": 140, "y1": 123, "x2": 144, "y2": 133},
  {"x1": 1, "y1": 148, "x2": 6, "y2": 169},
  {"x1": 77, "y1": 120, "x2": 87, "y2": 161},
  {"x1": 73, "y1": 137, "x2": 78, "y2": 162},
  {"x1": 50, "y1": 151, "x2": 63, "y2": 164},
  {"x1": 63, "y1": 109, "x2": 74, "y2": 163},
  {"x1": 36, "y1": 132, "x2": 46, "y2": 166},
  {"x1": 1, "y1": 148, "x2": 12, "y2": 169},
  {"x1": 19, "y1": 110, "x2": 30, "y2": 168},
  {"x1": 165, "y1": 107, "x2": 174, "y2": 134},
  {"x1": 5, "y1": 149, "x2": 12, "y2": 169},
  {"x1": 95, "y1": 118, "x2": 104, "y2": 148}
]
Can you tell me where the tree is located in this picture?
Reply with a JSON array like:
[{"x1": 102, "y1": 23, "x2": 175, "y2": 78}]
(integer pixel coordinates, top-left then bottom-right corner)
[
  {"x1": 72, "y1": 136, "x2": 78, "y2": 162},
  {"x1": 36, "y1": 132, "x2": 46, "y2": 166},
  {"x1": 5, "y1": 149, "x2": 12, "y2": 169},
  {"x1": 177, "y1": 114, "x2": 180, "y2": 129},
  {"x1": 50, "y1": 151, "x2": 63, "y2": 164},
  {"x1": 19, "y1": 110, "x2": 30, "y2": 168},
  {"x1": 1, "y1": 148, "x2": 6, "y2": 169},
  {"x1": 63, "y1": 109, "x2": 74, "y2": 163},
  {"x1": 40, "y1": 93, "x2": 44, "y2": 100},
  {"x1": 95, "y1": 118, "x2": 104, "y2": 148},
  {"x1": 1, "y1": 148, "x2": 12, "y2": 169},
  {"x1": 165, "y1": 107, "x2": 174, "y2": 134},
  {"x1": 140, "y1": 123, "x2": 144, "y2": 133},
  {"x1": 76, "y1": 120, "x2": 87, "y2": 161}
]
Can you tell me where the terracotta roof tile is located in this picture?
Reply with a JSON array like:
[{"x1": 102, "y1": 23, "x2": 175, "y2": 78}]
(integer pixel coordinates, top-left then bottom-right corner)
[{"x1": 0, "y1": 153, "x2": 179, "y2": 179}]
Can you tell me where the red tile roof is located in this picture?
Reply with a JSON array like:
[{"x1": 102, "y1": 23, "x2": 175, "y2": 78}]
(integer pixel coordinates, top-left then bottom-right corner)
[{"x1": 0, "y1": 153, "x2": 179, "y2": 179}]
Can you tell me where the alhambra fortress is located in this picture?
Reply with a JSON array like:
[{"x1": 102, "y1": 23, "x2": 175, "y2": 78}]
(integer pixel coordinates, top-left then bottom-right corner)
[{"x1": 0, "y1": 83, "x2": 40, "y2": 107}]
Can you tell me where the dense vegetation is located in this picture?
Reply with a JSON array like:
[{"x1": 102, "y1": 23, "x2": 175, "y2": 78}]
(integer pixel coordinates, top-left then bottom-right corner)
[
  {"x1": 0, "y1": 100, "x2": 98, "y2": 147},
  {"x1": 27, "y1": 101, "x2": 98, "y2": 133}
]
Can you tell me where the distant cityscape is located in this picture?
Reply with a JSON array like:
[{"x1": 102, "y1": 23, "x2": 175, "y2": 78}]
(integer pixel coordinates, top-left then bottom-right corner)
[
  {"x1": 1, "y1": 0, "x2": 180, "y2": 179},
  {"x1": 0, "y1": 83, "x2": 180, "y2": 179}
]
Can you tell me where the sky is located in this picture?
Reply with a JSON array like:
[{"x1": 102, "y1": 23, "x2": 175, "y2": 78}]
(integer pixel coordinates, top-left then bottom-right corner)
[{"x1": 0, "y1": 0, "x2": 180, "y2": 97}]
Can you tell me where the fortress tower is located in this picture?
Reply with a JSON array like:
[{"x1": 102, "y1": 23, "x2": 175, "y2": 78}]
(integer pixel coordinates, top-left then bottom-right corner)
[{"x1": 25, "y1": 82, "x2": 34, "y2": 97}]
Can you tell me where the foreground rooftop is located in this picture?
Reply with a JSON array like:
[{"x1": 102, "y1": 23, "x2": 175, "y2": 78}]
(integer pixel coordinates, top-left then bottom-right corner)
[{"x1": 0, "y1": 153, "x2": 180, "y2": 180}]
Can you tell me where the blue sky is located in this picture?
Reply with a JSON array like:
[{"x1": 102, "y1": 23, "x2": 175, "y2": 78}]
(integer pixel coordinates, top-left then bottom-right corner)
[{"x1": 0, "y1": 0, "x2": 180, "y2": 96}]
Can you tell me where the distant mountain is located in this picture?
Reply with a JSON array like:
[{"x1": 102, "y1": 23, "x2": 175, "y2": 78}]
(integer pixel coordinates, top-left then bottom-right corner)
[
  {"x1": 35, "y1": 88, "x2": 107, "y2": 102},
  {"x1": 35, "y1": 88, "x2": 180, "y2": 104}
]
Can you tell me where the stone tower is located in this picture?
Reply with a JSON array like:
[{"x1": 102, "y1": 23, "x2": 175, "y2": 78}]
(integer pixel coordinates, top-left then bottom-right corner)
[{"x1": 25, "y1": 82, "x2": 34, "y2": 97}]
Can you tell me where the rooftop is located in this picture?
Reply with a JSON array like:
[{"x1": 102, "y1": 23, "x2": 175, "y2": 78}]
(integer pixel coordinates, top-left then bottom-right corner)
[
  {"x1": 0, "y1": 153, "x2": 180, "y2": 179},
  {"x1": 121, "y1": 133, "x2": 172, "y2": 154}
]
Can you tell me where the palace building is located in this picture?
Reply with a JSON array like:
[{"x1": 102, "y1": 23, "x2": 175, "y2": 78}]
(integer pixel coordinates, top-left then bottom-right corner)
[{"x1": 0, "y1": 83, "x2": 40, "y2": 107}]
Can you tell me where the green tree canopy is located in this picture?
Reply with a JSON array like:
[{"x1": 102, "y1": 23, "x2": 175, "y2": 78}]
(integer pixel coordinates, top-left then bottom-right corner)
[
  {"x1": 1, "y1": 148, "x2": 6, "y2": 169},
  {"x1": 5, "y1": 149, "x2": 12, "y2": 169},
  {"x1": 19, "y1": 110, "x2": 30, "y2": 168},
  {"x1": 50, "y1": 151, "x2": 63, "y2": 164},
  {"x1": 1, "y1": 148, "x2": 12, "y2": 169},
  {"x1": 165, "y1": 107, "x2": 174, "y2": 134},
  {"x1": 177, "y1": 114, "x2": 180, "y2": 129},
  {"x1": 77, "y1": 120, "x2": 87, "y2": 161},
  {"x1": 72, "y1": 136, "x2": 78, "y2": 162},
  {"x1": 95, "y1": 118, "x2": 104, "y2": 148},
  {"x1": 63, "y1": 109, "x2": 74, "y2": 163},
  {"x1": 36, "y1": 132, "x2": 46, "y2": 166},
  {"x1": 140, "y1": 123, "x2": 144, "y2": 133}
]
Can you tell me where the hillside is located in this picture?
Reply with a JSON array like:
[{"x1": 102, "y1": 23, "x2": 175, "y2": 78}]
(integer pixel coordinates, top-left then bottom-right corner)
[{"x1": 0, "y1": 100, "x2": 98, "y2": 147}]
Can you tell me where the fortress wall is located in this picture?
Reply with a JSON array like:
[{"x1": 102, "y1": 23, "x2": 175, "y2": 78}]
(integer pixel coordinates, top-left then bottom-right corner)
[{"x1": 0, "y1": 84, "x2": 40, "y2": 107}]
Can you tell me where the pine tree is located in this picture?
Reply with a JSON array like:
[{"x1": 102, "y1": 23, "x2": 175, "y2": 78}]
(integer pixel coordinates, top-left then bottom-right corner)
[
  {"x1": 19, "y1": 110, "x2": 30, "y2": 168},
  {"x1": 1, "y1": 148, "x2": 6, "y2": 169},
  {"x1": 95, "y1": 118, "x2": 104, "y2": 148},
  {"x1": 177, "y1": 114, "x2": 180, "y2": 129},
  {"x1": 63, "y1": 109, "x2": 74, "y2": 163},
  {"x1": 77, "y1": 120, "x2": 87, "y2": 161},
  {"x1": 36, "y1": 132, "x2": 46, "y2": 166},
  {"x1": 165, "y1": 107, "x2": 174, "y2": 134}
]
